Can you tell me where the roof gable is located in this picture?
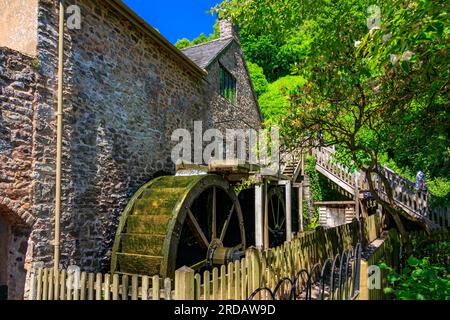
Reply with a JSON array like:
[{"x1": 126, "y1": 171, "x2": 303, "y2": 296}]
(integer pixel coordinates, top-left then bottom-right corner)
[{"x1": 180, "y1": 38, "x2": 234, "y2": 69}]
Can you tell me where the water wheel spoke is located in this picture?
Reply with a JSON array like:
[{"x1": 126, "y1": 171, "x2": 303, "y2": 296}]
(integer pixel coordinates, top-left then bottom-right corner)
[
  {"x1": 187, "y1": 208, "x2": 210, "y2": 249},
  {"x1": 190, "y1": 259, "x2": 207, "y2": 270},
  {"x1": 270, "y1": 197, "x2": 276, "y2": 228},
  {"x1": 220, "y1": 204, "x2": 235, "y2": 242},
  {"x1": 279, "y1": 216, "x2": 286, "y2": 228},
  {"x1": 277, "y1": 195, "x2": 280, "y2": 224}
]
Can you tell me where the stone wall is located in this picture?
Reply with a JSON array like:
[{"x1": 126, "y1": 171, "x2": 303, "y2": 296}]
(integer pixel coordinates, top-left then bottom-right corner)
[
  {"x1": 29, "y1": 0, "x2": 213, "y2": 271},
  {"x1": 0, "y1": 46, "x2": 36, "y2": 300}
]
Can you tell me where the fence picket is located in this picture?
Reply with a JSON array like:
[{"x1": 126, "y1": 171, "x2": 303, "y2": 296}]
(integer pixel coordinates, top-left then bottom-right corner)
[
  {"x1": 141, "y1": 275, "x2": 149, "y2": 300},
  {"x1": 152, "y1": 275, "x2": 159, "y2": 300},
  {"x1": 104, "y1": 274, "x2": 111, "y2": 300},
  {"x1": 29, "y1": 269, "x2": 37, "y2": 300},
  {"x1": 240, "y1": 258, "x2": 246, "y2": 299},
  {"x1": 87, "y1": 273, "x2": 94, "y2": 300},
  {"x1": 212, "y1": 268, "x2": 218, "y2": 300},
  {"x1": 80, "y1": 272, "x2": 87, "y2": 300},
  {"x1": 164, "y1": 278, "x2": 172, "y2": 300},
  {"x1": 48, "y1": 270, "x2": 54, "y2": 300},
  {"x1": 54, "y1": 269, "x2": 60, "y2": 301},
  {"x1": 112, "y1": 274, "x2": 119, "y2": 300},
  {"x1": 95, "y1": 273, "x2": 102, "y2": 300},
  {"x1": 42, "y1": 268, "x2": 48, "y2": 300},
  {"x1": 203, "y1": 271, "x2": 210, "y2": 301},
  {"x1": 234, "y1": 260, "x2": 240, "y2": 300},
  {"x1": 220, "y1": 265, "x2": 226, "y2": 300},
  {"x1": 72, "y1": 268, "x2": 80, "y2": 301},
  {"x1": 131, "y1": 275, "x2": 138, "y2": 300},
  {"x1": 227, "y1": 262, "x2": 234, "y2": 300},
  {"x1": 122, "y1": 274, "x2": 129, "y2": 300},
  {"x1": 66, "y1": 271, "x2": 73, "y2": 300},
  {"x1": 194, "y1": 274, "x2": 201, "y2": 300},
  {"x1": 60, "y1": 269, "x2": 66, "y2": 301},
  {"x1": 36, "y1": 268, "x2": 42, "y2": 301}
]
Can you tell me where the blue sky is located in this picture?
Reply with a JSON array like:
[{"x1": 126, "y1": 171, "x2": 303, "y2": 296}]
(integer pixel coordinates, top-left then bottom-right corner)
[{"x1": 123, "y1": 0, "x2": 219, "y2": 44}]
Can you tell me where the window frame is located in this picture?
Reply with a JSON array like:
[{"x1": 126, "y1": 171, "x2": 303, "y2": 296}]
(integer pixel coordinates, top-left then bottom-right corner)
[{"x1": 219, "y1": 64, "x2": 237, "y2": 105}]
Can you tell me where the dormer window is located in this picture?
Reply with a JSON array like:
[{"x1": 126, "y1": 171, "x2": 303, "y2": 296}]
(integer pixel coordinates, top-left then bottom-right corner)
[{"x1": 220, "y1": 66, "x2": 236, "y2": 104}]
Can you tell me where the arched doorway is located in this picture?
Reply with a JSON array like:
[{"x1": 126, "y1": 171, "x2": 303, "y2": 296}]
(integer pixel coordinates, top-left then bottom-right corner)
[{"x1": 0, "y1": 205, "x2": 31, "y2": 300}]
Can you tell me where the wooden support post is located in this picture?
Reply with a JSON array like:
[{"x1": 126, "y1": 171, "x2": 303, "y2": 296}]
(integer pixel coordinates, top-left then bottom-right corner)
[
  {"x1": 254, "y1": 183, "x2": 264, "y2": 250},
  {"x1": 263, "y1": 181, "x2": 269, "y2": 250},
  {"x1": 175, "y1": 266, "x2": 195, "y2": 300},
  {"x1": 354, "y1": 172, "x2": 360, "y2": 219},
  {"x1": 298, "y1": 184, "x2": 304, "y2": 233},
  {"x1": 285, "y1": 181, "x2": 292, "y2": 241}
]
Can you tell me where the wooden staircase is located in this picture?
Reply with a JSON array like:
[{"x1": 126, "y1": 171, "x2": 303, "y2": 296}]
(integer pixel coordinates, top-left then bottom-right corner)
[{"x1": 314, "y1": 147, "x2": 443, "y2": 229}]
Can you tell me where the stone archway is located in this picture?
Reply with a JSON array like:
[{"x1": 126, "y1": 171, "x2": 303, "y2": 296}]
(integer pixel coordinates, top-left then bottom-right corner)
[{"x1": 0, "y1": 204, "x2": 31, "y2": 300}]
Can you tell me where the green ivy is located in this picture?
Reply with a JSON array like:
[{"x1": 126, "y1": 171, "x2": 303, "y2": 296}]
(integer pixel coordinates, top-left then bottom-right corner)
[
  {"x1": 234, "y1": 177, "x2": 255, "y2": 195},
  {"x1": 302, "y1": 156, "x2": 323, "y2": 230},
  {"x1": 380, "y1": 241, "x2": 450, "y2": 300}
]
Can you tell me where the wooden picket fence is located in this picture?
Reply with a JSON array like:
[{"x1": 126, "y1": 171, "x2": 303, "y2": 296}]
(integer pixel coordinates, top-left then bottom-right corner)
[
  {"x1": 189, "y1": 214, "x2": 381, "y2": 300},
  {"x1": 28, "y1": 214, "x2": 382, "y2": 301},
  {"x1": 28, "y1": 268, "x2": 173, "y2": 300}
]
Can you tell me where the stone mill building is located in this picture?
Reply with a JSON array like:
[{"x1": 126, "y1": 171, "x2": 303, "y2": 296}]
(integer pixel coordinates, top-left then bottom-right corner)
[{"x1": 0, "y1": 0, "x2": 262, "y2": 299}]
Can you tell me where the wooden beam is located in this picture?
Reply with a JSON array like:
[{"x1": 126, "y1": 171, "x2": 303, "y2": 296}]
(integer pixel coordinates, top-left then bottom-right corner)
[
  {"x1": 354, "y1": 172, "x2": 360, "y2": 219},
  {"x1": 254, "y1": 184, "x2": 264, "y2": 250},
  {"x1": 298, "y1": 183, "x2": 304, "y2": 233},
  {"x1": 263, "y1": 181, "x2": 269, "y2": 250},
  {"x1": 313, "y1": 201, "x2": 356, "y2": 206}
]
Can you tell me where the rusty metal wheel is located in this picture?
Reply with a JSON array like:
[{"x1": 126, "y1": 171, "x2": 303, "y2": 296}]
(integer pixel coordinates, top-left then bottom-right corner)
[{"x1": 111, "y1": 174, "x2": 246, "y2": 278}]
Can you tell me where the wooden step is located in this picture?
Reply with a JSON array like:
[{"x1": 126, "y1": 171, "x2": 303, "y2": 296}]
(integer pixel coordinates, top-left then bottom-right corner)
[
  {"x1": 126, "y1": 215, "x2": 173, "y2": 234},
  {"x1": 116, "y1": 252, "x2": 163, "y2": 276},
  {"x1": 121, "y1": 234, "x2": 166, "y2": 256}
]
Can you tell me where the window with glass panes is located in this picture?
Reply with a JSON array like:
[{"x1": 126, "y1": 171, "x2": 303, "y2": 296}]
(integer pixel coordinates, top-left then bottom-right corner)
[{"x1": 220, "y1": 66, "x2": 236, "y2": 104}]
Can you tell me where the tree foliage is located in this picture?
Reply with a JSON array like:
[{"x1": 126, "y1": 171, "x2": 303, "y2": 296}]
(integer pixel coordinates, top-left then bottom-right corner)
[
  {"x1": 258, "y1": 75, "x2": 306, "y2": 124},
  {"x1": 175, "y1": 20, "x2": 220, "y2": 49},
  {"x1": 246, "y1": 61, "x2": 269, "y2": 97},
  {"x1": 215, "y1": 0, "x2": 450, "y2": 231}
]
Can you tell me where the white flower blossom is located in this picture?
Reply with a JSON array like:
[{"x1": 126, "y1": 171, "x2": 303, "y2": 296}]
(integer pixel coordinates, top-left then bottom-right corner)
[
  {"x1": 402, "y1": 50, "x2": 414, "y2": 61},
  {"x1": 354, "y1": 40, "x2": 362, "y2": 48},
  {"x1": 390, "y1": 54, "x2": 399, "y2": 65}
]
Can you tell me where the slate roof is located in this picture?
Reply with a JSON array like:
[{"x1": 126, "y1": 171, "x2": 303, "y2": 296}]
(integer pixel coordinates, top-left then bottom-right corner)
[{"x1": 181, "y1": 38, "x2": 234, "y2": 69}]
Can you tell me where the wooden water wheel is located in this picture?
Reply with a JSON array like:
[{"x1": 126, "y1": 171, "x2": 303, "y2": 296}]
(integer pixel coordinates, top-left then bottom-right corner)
[{"x1": 111, "y1": 175, "x2": 246, "y2": 278}]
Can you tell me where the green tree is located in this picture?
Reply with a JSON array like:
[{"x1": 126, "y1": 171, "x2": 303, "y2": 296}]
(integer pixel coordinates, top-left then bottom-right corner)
[
  {"x1": 175, "y1": 38, "x2": 191, "y2": 49},
  {"x1": 175, "y1": 20, "x2": 221, "y2": 49},
  {"x1": 258, "y1": 75, "x2": 306, "y2": 125},
  {"x1": 247, "y1": 61, "x2": 269, "y2": 97},
  {"x1": 216, "y1": 0, "x2": 449, "y2": 235}
]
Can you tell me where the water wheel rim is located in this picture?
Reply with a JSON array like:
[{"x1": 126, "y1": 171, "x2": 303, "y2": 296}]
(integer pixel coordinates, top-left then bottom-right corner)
[{"x1": 162, "y1": 175, "x2": 246, "y2": 276}]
